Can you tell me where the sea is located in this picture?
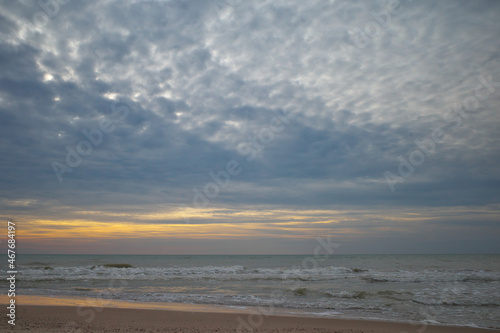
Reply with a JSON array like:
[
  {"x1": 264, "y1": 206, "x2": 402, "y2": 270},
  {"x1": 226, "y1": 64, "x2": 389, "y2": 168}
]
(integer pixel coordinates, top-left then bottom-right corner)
[{"x1": 3, "y1": 254, "x2": 499, "y2": 329}]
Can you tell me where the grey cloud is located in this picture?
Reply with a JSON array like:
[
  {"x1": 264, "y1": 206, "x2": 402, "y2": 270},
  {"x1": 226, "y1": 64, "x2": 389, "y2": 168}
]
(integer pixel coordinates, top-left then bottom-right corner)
[{"x1": 0, "y1": 0, "x2": 499, "y2": 253}]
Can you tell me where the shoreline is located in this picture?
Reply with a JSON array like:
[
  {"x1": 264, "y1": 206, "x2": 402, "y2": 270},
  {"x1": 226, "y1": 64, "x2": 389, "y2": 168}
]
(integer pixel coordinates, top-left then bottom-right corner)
[{"x1": 2, "y1": 295, "x2": 499, "y2": 332}]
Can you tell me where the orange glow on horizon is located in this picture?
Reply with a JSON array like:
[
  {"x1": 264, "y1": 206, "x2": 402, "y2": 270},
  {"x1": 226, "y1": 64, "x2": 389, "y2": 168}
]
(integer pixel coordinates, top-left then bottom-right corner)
[
  {"x1": 13, "y1": 205, "x2": 500, "y2": 246},
  {"x1": 21, "y1": 218, "x2": 355, "y2": 241}
]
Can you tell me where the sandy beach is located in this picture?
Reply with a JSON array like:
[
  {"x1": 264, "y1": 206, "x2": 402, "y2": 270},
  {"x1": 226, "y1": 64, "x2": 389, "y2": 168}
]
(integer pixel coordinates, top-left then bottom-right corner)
[{"x1": 2, "y1": 303, "x2": 498, "y2": 333}]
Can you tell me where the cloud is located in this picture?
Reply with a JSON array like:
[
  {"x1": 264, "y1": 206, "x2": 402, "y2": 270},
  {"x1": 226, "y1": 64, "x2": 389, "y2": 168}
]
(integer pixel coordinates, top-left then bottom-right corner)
[{"x1": 0, "y1": 0, "x2": 499, "y2": 253}]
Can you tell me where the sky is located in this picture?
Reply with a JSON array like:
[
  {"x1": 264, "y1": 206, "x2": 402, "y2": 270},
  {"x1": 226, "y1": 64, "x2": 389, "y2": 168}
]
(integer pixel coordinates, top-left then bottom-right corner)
[{"x1": 0, "y1": 0, "x2": 499, "y2": 255}]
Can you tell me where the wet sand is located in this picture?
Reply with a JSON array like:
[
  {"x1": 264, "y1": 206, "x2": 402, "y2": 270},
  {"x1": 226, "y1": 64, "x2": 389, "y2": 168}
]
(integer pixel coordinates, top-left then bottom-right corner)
[{"x1": 2, "y1": 303, "x2": 499, "y2": 333}]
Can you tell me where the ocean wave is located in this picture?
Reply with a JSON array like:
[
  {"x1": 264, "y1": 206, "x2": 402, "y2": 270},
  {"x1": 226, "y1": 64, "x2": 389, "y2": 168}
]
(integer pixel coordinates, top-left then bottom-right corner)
[
  {"x1": 412, "y1": 298, "x2": 500, "y2": 307},
  {"x1": 323, "y1": 291, "x2": 368, "y2": 299},
  {"x1": 9, "y1": 265, "x2": 500, "y2": 285},
  {"x1": 323, "y1": 290, "x2": 413, "y2": 300},
  {"x1": 293, "y1": 288, "x2": 309, "y2": 296},
  {"x1": 13, "y1": 265, "x2": 357, "y2": 281},
  {"x1": 360, "y1": 270, "x2": 500, "y2": 284}
]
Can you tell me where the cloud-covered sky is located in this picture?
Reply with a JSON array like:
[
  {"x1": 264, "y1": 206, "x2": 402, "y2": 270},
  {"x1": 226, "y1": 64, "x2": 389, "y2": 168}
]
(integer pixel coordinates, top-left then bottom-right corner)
[{"x1": 1, "y1": 0, "x2": 499, "y2": 254}]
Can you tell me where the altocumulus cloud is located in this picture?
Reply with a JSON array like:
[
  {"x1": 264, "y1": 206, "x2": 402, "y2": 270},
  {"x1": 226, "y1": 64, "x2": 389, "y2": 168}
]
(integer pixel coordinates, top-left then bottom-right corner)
[{"x1": 0, "y1": 0, "x2": 499, "y2": 254}]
